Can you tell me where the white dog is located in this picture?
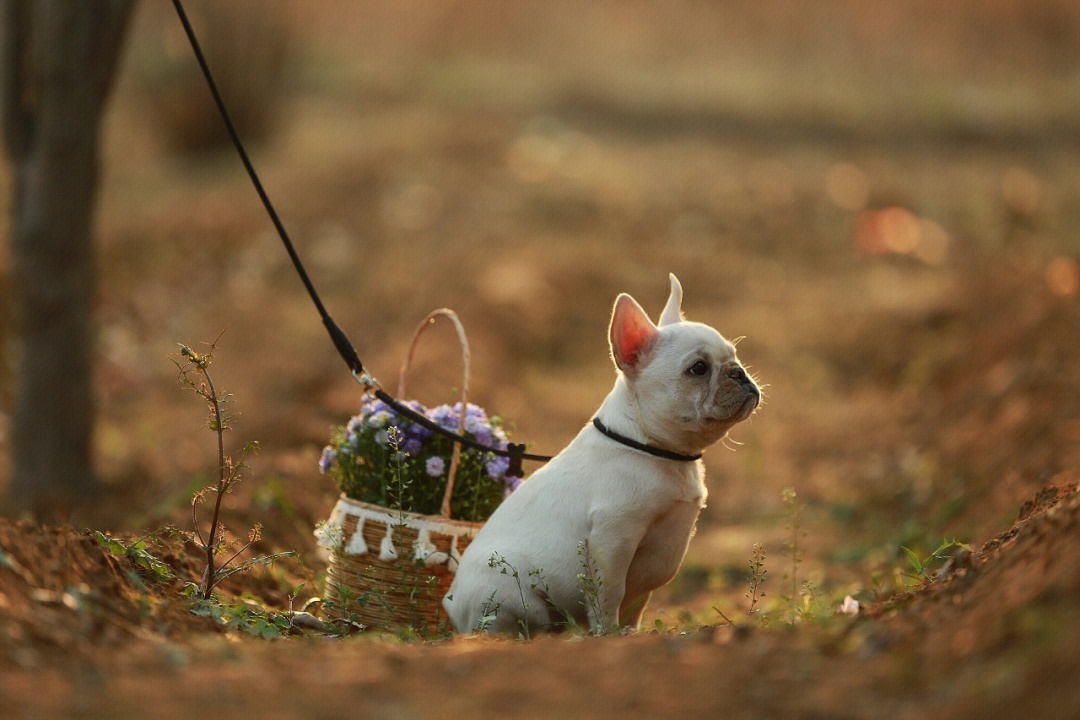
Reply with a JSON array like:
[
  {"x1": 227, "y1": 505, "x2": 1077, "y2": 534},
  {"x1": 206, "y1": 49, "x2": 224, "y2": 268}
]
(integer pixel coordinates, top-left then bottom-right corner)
[{"x1": 444, "y1": 274, "x2": 759, "y2": 633}]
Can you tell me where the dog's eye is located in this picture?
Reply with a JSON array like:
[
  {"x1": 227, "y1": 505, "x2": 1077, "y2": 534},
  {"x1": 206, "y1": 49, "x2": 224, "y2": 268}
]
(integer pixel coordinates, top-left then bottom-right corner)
[{"x1": 687, "y1": 360, "x2": 709, "y2": 376}]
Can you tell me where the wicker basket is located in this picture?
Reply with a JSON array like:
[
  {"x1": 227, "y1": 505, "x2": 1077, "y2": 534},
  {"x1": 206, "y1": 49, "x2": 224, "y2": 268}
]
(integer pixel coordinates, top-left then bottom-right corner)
[
  {"x1": 316, "y1": 309, "x2": 483, "y2": 631},
  {"x1": 320, "y1": 496, "x2": 480, "y2": 631}
]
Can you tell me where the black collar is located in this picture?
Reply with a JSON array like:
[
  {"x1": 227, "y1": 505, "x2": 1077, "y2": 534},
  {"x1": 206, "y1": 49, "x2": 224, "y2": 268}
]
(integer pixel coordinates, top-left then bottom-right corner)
[{"x1": 592, "y1": 417, "x2": 702, "y2": 462}]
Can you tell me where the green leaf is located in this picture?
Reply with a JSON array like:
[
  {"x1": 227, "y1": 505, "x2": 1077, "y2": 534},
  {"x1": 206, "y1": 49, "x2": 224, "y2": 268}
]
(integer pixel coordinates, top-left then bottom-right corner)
[{"x1": 901, "y1": 546, "x2": 924, "y2": 575}]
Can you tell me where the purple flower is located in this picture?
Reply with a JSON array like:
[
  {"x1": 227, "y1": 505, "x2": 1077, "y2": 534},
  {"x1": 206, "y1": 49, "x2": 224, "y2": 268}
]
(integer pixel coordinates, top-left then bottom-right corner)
[
  {"x1": 374, "y1": 429, "x2": 389, "y2": 446},
  {"x1": 464, "y1": 414, "x2": 487, "y2": 435},
  {"x1": 430, "y1": 405, "x2": 458, "y2": 428},
  {"x1": 407, "y1": 422, "x2": 433, "y2": 441},
  {"x1": 503, "y1": 475, "x2": 524, "y2": 498},
  {"x1": 438, "y1": 411, "x2": 461, "y2": 432},
  {"x1": 425, "y1": 456, "x2": 446, "y2": 477},
  {"x1": 485, "y1": 455, "x2": 510, "y2": 480},
  {"x1": 403, "y1": 439, "x2": 423, "y2": 457},
  {"x1": 319, "y1": 446, "x2": 337, "y2": 473},
  {"x1": 474, "y1": 430, "x2": 492, "y2": 448},
  {"x1": 347, "y1": 416, "x2": 364, "y2": 435}
]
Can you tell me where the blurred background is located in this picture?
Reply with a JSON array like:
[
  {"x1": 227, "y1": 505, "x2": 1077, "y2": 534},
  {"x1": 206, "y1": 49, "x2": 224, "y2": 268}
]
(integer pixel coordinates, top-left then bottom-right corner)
[{"x1": 2, "y1": 0, "x2": 1080, "y2": 618}]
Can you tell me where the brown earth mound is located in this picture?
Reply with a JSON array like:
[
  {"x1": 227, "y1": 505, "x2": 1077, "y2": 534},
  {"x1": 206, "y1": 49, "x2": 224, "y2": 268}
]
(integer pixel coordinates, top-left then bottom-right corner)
[{"x1": 0, "y1": 521, "x2": 305, "y2": 666}]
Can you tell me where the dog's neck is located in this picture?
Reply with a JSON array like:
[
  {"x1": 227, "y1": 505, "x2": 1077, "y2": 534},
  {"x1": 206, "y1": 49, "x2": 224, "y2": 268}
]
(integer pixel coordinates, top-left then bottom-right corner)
[{"x1": 595, "y1": 375, "x2": 704, "y2": 458}]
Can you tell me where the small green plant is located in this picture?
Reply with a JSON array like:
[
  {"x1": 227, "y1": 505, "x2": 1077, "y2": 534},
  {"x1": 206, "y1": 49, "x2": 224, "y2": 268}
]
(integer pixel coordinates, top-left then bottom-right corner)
[
  {"x1": 747, "y1": 542, "x2": 768, "y2": 622},
  {"x1": 780, "y1": 487, "x2": 806, "y2": 625},
  {"x1": 900, "y1": 539, "x2": 972, "y2": 584},
  {"x1": 386, "y1": 429, "x2": 412, "y2": 525},
  {"x1": 319, "y1": 582, "x2": 366, "y2": 635},
  {"x1": 527, "y1": 567, "x2": 583, "y2": 633},
  {"x1": 475, "y1": 589, "x2": 502, "y2": 632},
  {"x1": 190, "y1": 596, "x2": 293, "y2": 639},
  {"x1": 577, "y1": 539, "x2": 610, "y2": 635},
  {"x1": 713, "y1": 541, "x2": 768, "y2": 627},
  {"x1": 93, "y1": 531, "x2": 174, "y2": 584},
  {"x1": 173, "y1": 335, "x2": 294, "y2": 601},
  {"x1": 488, "y1": 551, "x2": 533, "y2": 639}
]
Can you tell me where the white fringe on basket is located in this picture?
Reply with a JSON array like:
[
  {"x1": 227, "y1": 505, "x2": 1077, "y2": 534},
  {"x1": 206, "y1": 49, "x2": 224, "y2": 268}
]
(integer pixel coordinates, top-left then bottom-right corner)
[
  {"x1": 379, "y1": 524, "x2": 398, "y2": 561},
  {"x1": 344, "y1": 516, "x2": 368, "y2": 555},
  {"x1": 314, "y1": 498, "x2": 475, "y2": 573}
]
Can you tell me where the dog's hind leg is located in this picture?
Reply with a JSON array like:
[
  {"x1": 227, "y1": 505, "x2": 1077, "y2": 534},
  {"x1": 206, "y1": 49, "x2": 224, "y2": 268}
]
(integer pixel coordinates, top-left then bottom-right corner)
[{"x1": 619, "y1": 591, "x2": 652, "y2": 631}]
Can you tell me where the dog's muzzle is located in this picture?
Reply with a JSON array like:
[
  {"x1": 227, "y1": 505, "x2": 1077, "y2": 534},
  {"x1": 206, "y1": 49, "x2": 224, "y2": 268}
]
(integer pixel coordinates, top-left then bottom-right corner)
[{"x1": 729, "y1": 366, "x2": 760, "y2": 403}]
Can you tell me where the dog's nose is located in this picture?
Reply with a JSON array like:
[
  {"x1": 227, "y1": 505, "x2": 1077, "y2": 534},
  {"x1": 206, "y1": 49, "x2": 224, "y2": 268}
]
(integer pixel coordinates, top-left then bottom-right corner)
[{"x1": 729, "y1": 366, "x2": 760, "y2": 399}]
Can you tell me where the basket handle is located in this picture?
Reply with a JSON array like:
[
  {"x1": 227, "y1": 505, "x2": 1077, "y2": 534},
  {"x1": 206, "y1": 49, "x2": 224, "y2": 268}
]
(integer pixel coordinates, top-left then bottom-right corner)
[{"x1": 397, "y1": 308, "x2": 470, "y2": 518}]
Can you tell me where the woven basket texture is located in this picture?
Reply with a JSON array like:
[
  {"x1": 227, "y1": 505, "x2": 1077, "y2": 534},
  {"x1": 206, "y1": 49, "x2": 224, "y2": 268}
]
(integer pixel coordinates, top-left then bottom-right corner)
[{"x1": 326, "y1": 499, "x2": 479, "y2": 631}]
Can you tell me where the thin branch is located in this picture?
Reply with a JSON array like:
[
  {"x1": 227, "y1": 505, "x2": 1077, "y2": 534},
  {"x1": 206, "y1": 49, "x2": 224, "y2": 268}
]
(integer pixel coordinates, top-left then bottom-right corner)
[
  {"x1": 199, "y1": 363, "x2": 226, "y2": 600},
  {"x1": 712, "y1": 606, "x2": 736, "y2": 627},
  {"x1": 215, "y1": 535, "x2": 257, "y2": 577},
  {"x1": 191, "y1": 496, "x2": 205, "y2": 547},
  {"x1": 213, "y1": 552, "x2": 295, "y2": 584}
]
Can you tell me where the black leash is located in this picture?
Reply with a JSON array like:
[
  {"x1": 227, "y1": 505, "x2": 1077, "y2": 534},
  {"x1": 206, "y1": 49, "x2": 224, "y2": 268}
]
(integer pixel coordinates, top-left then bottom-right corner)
[
  {"x1": 168, "y1": 0, "x2": 361, "y2": 378},
  {"x1": 169, "y1": 0, "x2": 551, "y2": 476},
  {"x1": 592, "y1": 418, "x2": 702, "y2": 462}
]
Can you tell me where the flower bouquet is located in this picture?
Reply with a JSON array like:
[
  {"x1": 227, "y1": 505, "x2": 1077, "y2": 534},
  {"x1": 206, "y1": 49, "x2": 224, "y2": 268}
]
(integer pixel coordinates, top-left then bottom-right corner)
[
  {"x1": 319, "y1": 397, "x2": 521, "y2": 522},
  {"x1": 314, "y1": 309, "x2": 520, "y2": 632}
]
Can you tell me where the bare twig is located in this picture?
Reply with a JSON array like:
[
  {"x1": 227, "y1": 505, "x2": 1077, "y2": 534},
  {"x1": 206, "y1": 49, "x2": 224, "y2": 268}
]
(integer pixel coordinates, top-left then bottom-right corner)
[
  {"x1": 174, "y1": 333, "x2": 263, "y2": 601},
  {"x1": 712, "y1": 605, "x2": 736, "y2": 627},
  {"x1": 215, "y1": 525, "x2": 261, "y2": 576},
  {"x1": 199, "y1": 362, "x2": 226, "y2": 599}
]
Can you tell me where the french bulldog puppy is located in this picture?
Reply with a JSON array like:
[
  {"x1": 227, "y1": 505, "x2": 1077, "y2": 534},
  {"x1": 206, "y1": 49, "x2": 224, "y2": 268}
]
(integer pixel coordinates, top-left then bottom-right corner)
[{"x1": 444, "y1": 274, "x2": 759, "y2": 633}]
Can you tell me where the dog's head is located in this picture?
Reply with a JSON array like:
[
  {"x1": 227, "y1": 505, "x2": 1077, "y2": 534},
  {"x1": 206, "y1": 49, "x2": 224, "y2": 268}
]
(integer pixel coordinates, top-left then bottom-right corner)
[{"x1": 609, "y1": 274, "x2": 759, "y2": 453}]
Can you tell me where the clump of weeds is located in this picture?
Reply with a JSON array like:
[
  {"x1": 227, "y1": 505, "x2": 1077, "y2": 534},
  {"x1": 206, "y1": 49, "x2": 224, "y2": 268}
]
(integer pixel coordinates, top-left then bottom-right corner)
[{"x1": 899, "y1": 539, "x2": 973, "y2": 585}]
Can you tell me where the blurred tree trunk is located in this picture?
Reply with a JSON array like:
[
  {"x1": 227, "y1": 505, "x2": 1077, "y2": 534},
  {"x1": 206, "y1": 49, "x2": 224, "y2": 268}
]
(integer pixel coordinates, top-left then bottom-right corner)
[{"x1": 2, "y1": 0, "x2": 133, "y2": 518}]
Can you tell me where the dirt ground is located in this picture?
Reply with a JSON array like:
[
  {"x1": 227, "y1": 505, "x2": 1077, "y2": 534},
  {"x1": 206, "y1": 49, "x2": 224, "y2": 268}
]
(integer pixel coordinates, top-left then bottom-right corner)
[
  {"x1": 3, "y1": 483, "x2": 1078, "y2": 719},
  {"x1": 3, "y1": 1, "x2": 1080, "y2": 717}
]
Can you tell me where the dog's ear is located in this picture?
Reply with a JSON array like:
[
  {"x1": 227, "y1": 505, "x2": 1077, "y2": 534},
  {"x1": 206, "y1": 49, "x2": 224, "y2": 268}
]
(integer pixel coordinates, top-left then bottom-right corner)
[
  {"x1": 610, "y1": 293, "x2": 659, "y2": 373},
  {"x1": 658, "y1": 273, "x2": 684, "y2": 326}
]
